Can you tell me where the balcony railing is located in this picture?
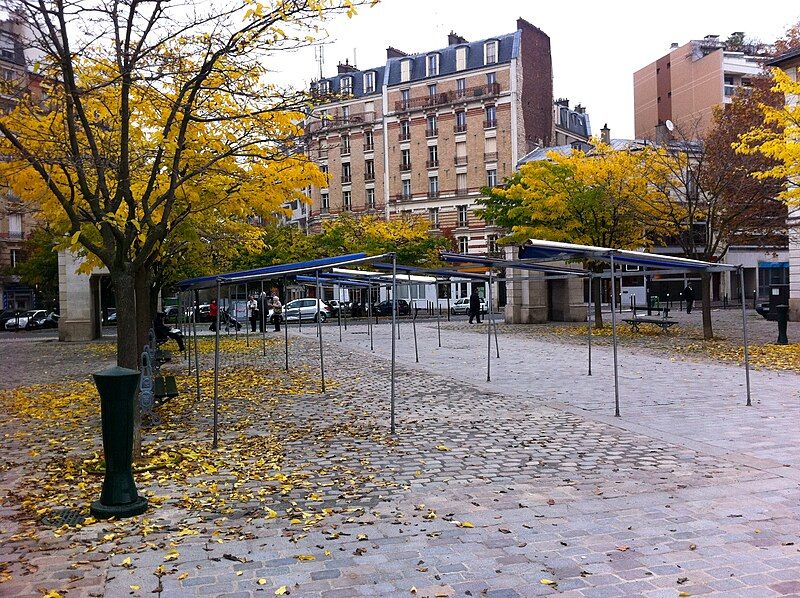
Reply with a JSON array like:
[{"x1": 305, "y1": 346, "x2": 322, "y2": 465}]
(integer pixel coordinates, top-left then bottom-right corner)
[
  {"x1": 365, "y1": 172, "x2": 375, "y2": 182},
  {"x1": 426, "y1": 127, "x2": 438, "y2": 138},
  {"x1": 454, "y1": 156, "x2": 468, "y2": 166},
  {"x1": 340, "y1": 147, "x2": 351, "y2": 156},
  {"x1": 393, "y1": 193, "x2": 414, "y2": 202},
  {"x1": 454, "y1": 123, "x2": 467, "y2": 133},
  {"x1": 398, "y1": 131, "x2": 411, "y2": 141},
  {"x1": 484, "y1": 119, "x2": 497, "y2": 129},
  {"x1": 427, "y1": 190, "x2": 440, "y2": 199},
  {"x1": 394, "y1": 82, "x2": 501, "y2": 112},
  {"x1": 426, "y1": 159, "x2": 439, "y2": 169},
  {"x1": 0, "y1": 231, "x2": 25, "y2": 240},
  {"x1": 484, "y1": 152, "x2": 498, "y2": 162},
  {"x1": 341, "y1": 174, "x2": 351, "y2": 183},
  {"x1": 305, "y1": 112, "x2": 376, "y2": 134},
  {"x1": 364, "y1": 143, "x2": 374, "y2": 152},
  {"x1": 400, "y1": 163, "x2": 411, "y2": 172}
]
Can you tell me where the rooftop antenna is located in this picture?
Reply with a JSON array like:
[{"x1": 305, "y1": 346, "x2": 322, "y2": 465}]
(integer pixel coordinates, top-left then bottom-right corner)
[
  {"x1": 314, "y1": 44, "x2": 325, "y2": 79},
  {"x1": 353, "y1": 48, "x2": 357, "y2": 68}
]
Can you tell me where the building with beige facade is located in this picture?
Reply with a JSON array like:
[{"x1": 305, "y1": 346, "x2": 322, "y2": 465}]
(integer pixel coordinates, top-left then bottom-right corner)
[
  {"x1": 634, "y1": 35, "x2": 764, "y2": 139},
  {"x1": 303, "y1": 18, "x2": 553, "y2": 258},
  {"x1": 0, "y1": 15, "x2": 43, "y2": 312},
  {"x1": 767, "y1": 47, "x2": 800, "y2": 319}
]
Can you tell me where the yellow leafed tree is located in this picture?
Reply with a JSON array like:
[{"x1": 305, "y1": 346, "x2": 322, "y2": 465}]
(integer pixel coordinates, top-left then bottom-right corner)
[{"x1": 0, "y1": 0, "x2": 371, "y2": 374}]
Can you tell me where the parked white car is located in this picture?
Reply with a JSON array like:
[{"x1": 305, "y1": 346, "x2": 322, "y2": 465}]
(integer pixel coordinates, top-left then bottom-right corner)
[
  {"x1": 283, "y1": 299, "x2": 333, "y2": 322},
  {"x1": 450, "y1": 297, "x2": 488, "y2": 315}
]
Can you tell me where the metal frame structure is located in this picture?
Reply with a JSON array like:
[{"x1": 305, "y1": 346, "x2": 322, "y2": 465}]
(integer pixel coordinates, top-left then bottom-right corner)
[
  {"x1": 441, "y1": 239, "x2": 750, "y2": 416},
  {"x1": 176, "y1": 252, "x2": 397, "y2": 447}
]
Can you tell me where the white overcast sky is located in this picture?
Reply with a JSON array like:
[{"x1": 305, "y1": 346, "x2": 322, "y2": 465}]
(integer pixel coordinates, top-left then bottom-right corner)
[{"x1": 270, "y1": 0, "x2": 800, "y2": 139}]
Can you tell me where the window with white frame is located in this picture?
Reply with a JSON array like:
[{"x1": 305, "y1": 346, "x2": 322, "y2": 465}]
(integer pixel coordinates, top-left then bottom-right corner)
[
  {"x1": 401, "y1": 148, "x2": 411, "y2": 169},
  {"x1": 455, "y1": 46, "x2": 467, "y2": 71},
  {"x1": 428, "y1": 175, "x2": 439, "y2": 196},
  {"x1": 341, "y1": 162, "x2": 351, "y2": 182},
  {"x1": 366, "y1": 188, "x2": 376, "y2": 209},
  {"x1": 457, "y1": 204, "x2": 468, "y2": 227},
  {"x1": 321, "y1": 192, "x2": 329, "y2": 211},
  {"x1": 10, "y1": 248, "x2": 19, "y2": 268},
  {"x1": 340, "y1": 76, "x2": 353, "y2": 95},
  {"x1": 342, "y1": 105, "x2": 350, "y2": 120},
  {"x1": 343, "y1": 190, "x2": 352, "y2": 211},
  {"x1": 364, "y1": 100, "x2": 375, "y2": 121},
  {"x1": 318, "y1": 80, "x2": 330, "y2": 94},
  {"x1": 8, "y1": 213, "x2": 22, "y2": 237},
  {"x1": 427, "y1": 144, "x2": 438, "y2": 167},
  {"x1": 486, "y1": 72, "x2": 496, "y2": 85},
  {"x1": 456, "y1": 77, "x2": 466, "y2": 96},
  {"x1": 400, "y1": 59, "x2": 412, "y2": 82},
  {"x1": 402, "y1": 178, "x2": 412, "y2": 198},
  {"x1": 487, "y1": 235, "x2": 498, "y2": 254},
  {"x1": 456, "y1": 172, "x2": 467, "y2": 194},
  {"x1": 401, "y1": 88, "x2": 410, "y2": 108},
  {"x1": 364, "y1": 159, "x2": 375, "y2": 180},
  {"x1": 426, "y1": 53, "x2": 439, "y2": 77},
  {"x1": 363, "y1": 71, "x2": 375, "y2": 94},
  {"x1": 486, "y1": 169, "x2": 497, "y2": 187},
  {"x1": 341, "y1": 134, "x2": 350, "y2": 154},
  {"x1": 428, "y1": 83, "x2": 437, "y2": 98},
  {"x1": 398, "y1": 283, "x2": 425, "y2": 300},
  {"x1": 364, "y1": 129, "x2": 374, "y2": 151},
  {"x1": 429, "y1": 207, "x2": 439, "y2": 228},
  {"x1": 458, "y1": 236, "x2": 469, "y2": 254},
  {"x1": 484, "y1": 40, "x2": 498, "y2": 65}
]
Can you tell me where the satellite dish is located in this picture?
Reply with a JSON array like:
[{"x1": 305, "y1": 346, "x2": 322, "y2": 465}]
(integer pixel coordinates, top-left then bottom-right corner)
[{"x1": 665, "y1": 119, "x2": 675, "y2": 132}]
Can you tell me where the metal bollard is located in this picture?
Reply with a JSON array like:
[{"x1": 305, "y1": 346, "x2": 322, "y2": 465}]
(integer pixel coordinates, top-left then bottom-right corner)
[
  {"x1": 777, "y1": 304, "x2": 789, "y2": 345},
  {"x1": 90, "y1": 366, "x2": 148, "y2": 519}
]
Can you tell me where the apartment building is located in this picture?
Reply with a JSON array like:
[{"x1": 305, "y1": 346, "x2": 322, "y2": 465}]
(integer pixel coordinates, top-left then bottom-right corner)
[
  {"x1": 633, "y1": 35, "x2": 764, "y2": 139},
  {"x1": 0, "y1": 16, "x2": 42, "y2": 311},
  {"x1": 552, "y1": 98, "x2": 591, "y2": 146},
  {"x1": 303, "y1": 18, "x2": 553, "y2": 256}
]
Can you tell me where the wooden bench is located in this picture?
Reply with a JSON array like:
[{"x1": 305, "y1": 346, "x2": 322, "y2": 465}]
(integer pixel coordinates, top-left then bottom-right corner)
[{"x1": 622, "y1": 306, "x2": 677, "y2": 332}]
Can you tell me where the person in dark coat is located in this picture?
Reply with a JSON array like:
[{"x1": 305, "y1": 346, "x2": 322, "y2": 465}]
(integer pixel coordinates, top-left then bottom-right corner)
[
  {"x1": 468, "y1": 288, "x2": 482, "y2": 324},
  {"x1": 683, "y1": 283, "x2": 695, "y2": 314}
]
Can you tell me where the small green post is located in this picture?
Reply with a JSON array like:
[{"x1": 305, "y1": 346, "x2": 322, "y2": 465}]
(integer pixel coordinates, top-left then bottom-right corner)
[{"x1": 90, "y1": 366, "x2": 148, "y2": 519}]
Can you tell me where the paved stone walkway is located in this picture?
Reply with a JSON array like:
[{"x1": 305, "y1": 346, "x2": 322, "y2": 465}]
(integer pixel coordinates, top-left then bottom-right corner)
[{"x1": 1, "y1": 319, "x2": 800, "y2": 597}]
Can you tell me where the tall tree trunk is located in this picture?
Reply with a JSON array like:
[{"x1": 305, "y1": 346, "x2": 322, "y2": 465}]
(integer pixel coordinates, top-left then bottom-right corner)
[
  {"x1": 593, "y1": 276, "x2": 604, "y2": 329},
  {"x1": 701, "y1": 271, "x2": 714, "y2": 340},
  {"x1": 134, "y1": 267, "x2": 153, "y2": 361},
  {"x1": 112, "y1": 269, "x2": 139, "y2": 369}
]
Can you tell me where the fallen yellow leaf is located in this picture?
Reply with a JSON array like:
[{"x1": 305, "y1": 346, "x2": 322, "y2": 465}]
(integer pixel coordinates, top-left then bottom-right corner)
[
  {"x1": 458, "y1": 521, "x2": 474, "y2": 528},
  {"x1": 177, "y1": 572, "x2": 189, "y2": 581},
  {"x1": 540, "y1": 578, "x2": 556, "y2": 585},
  {"x1": 130, "y1": 585, "x2": 141, "y2": 591},
  {"x1": 258, "y1": 578, "x2": 267, "y2": 585},
  {"x1": 120, "y1": 557, "x2": 132, "y2": 567},
  {"x1": 295, "y1": 554, "x2": 315, "y2": 561},
  {"x1": 275, "y1": 585, "x2": 288, "y2": 595},
  {"x1": 436, "y1": 445, "x2": 450, "y2": 451},
  {"x1": 164, "y1": 550, "x2": 179, "y2": 562}
]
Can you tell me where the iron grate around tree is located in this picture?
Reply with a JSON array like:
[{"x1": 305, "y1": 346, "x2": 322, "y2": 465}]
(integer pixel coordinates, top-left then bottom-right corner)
[{"x1": 41, "y1": 508, "x2": 86, "y2": 527}]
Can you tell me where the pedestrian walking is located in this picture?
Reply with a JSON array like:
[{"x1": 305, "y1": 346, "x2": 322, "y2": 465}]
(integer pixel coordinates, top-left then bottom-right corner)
[
  {"x1": 468, "y1": 288, "x2": 482, "y2": 324},
  {"x1": 683, "y1": 283, "x2": 695, "y2": 314},
  {"x1": 271, "y1": 291, "x2": 282, "y2": 332},
  {"x1": 209, "y1": 298, "x2": 218, "y2": 331},
  {"x1": 248, "y1": 295, "x2": 259, "y2": 332}
]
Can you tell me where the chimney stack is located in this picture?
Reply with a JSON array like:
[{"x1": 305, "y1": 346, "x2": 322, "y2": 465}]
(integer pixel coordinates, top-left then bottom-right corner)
[
  {"x1": 447, "y1": 31, "x2": 467, "y2": 45},
  {"x1": 337, "y1": 59, "x2": 358, "y2": 74},
  {"x1": 600, "y1": 123, "x2": 611, "y2": 145},
  {"x1": 670, "y1": 42, "x2": 679, "y2": 49},
  {"x1": 386, "y1": 46, "x2": 408, "y2": 59}
]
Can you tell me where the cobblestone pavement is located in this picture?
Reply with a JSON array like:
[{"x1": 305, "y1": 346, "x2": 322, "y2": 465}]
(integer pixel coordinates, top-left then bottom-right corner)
[{"x1": 2, "y1": 319, "x2": 800, "y2": 597}]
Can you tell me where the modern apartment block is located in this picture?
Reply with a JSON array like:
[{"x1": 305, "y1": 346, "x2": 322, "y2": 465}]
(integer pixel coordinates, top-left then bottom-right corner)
[
  {"x1": 633, "y1": 35, "x2": 764, "y2": 139},
  {"x1": 303, "y1": 18, "x2": 553, "y2": 256},
  {"x1": 0, "y1": 15, "x2": 42, "y2": 311}
]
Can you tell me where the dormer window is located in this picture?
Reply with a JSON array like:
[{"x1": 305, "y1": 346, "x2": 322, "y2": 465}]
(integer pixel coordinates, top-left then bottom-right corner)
[
  {"x1": 400, "y1": 58, "x2": 412, "y2": 82},
  {"x1": 363, "y1": 71, "x2": 375, "y2": 94},
  {"x1": 426, "y1": 53, "x2": 439, "y2": 77},
  {"x1": 340, "y1": 76, "x2": 353, "y2": 95},
  {"x1": 484, "y1": 40, "x2": 498, "y2": 65},
  {"x1": 318, "y1": 80, "x2": 330, "y2": 95},
  {"x1": 455, "y1": 46, "x2": 467, "y2": 71}
]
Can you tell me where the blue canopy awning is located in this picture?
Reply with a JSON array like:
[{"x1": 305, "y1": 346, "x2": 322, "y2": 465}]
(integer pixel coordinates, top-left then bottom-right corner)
[
  {"x1": 517, "y1": 240, "x2": 737, "y2": 272},
  {"x1": 176, "y1": 253, "x2": 388, "y2": 290}
]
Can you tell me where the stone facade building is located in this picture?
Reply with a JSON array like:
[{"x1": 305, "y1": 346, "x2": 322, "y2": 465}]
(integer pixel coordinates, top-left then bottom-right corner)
[{"x1": 303, "y1": 18, "x2": 553, "y2": 258}]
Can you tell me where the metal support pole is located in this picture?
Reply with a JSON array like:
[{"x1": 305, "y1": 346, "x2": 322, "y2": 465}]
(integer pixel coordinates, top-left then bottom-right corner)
[
  {"x1": 490, "y1": 271, "x2": 499, "y2": 359},
  {"x1": 610, "y1": 256, "x2": 620, "y2": 417},
  {"x1": 587, "y1": 274, "x2": 593, "y2": 376},
  {"x1": 245, "y1": 284, "x2": 249, "y2": 347},
  {"x1": 193, "y1": 290, "x2": 200, "y2": 401},
  {"x1": 486, "y1": 274, "x2": 492, "y2": 383},
  {"x1": 337, "y1": 284, "x2": 343, "y2": 342},
  {"x1": 284, "y1": 277, "x2": 289, "y2": 372},
  {"x1": 436, "y1": 287, "x2": 442, "y2": 348},
  {"x1": 343, "y1": 288, "x2": 348, "y2": 331},
  {"x1": 213, "y1": 281, "x2": 221, "y2": 449},
  {"x1": 390, "y1": 254, "x2": 397, "y2": 435},
  {"x1": 316, "y1": 271, "x2": 326, "y2": 393},
  {"x1": 261, "y1": 281, "x2": 267, "y2": 356},
  {"x1": 412, "y1": 303, "x2": 419, "y2": 363},
  {"x1": 233, "y1": 285, "x2": 237, "y2": 340},
  {"x1": 368, "y1": 284, "x2": 374, "y2": 351},
  {"x1": 739, "y1": 267, "x2": 752, "y2": 406}
]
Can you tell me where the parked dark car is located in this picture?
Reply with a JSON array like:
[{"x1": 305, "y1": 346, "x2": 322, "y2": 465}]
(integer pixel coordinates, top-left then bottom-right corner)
[
  {"x1": 27, "y1": 311, "x2": 60, "y2": 330},
  {"x1": 373, "y1": 299, "x2": 411, "y2": 316},
  {"x1": 327, "y1": 300, "x2": 351, "y2": 317}
]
